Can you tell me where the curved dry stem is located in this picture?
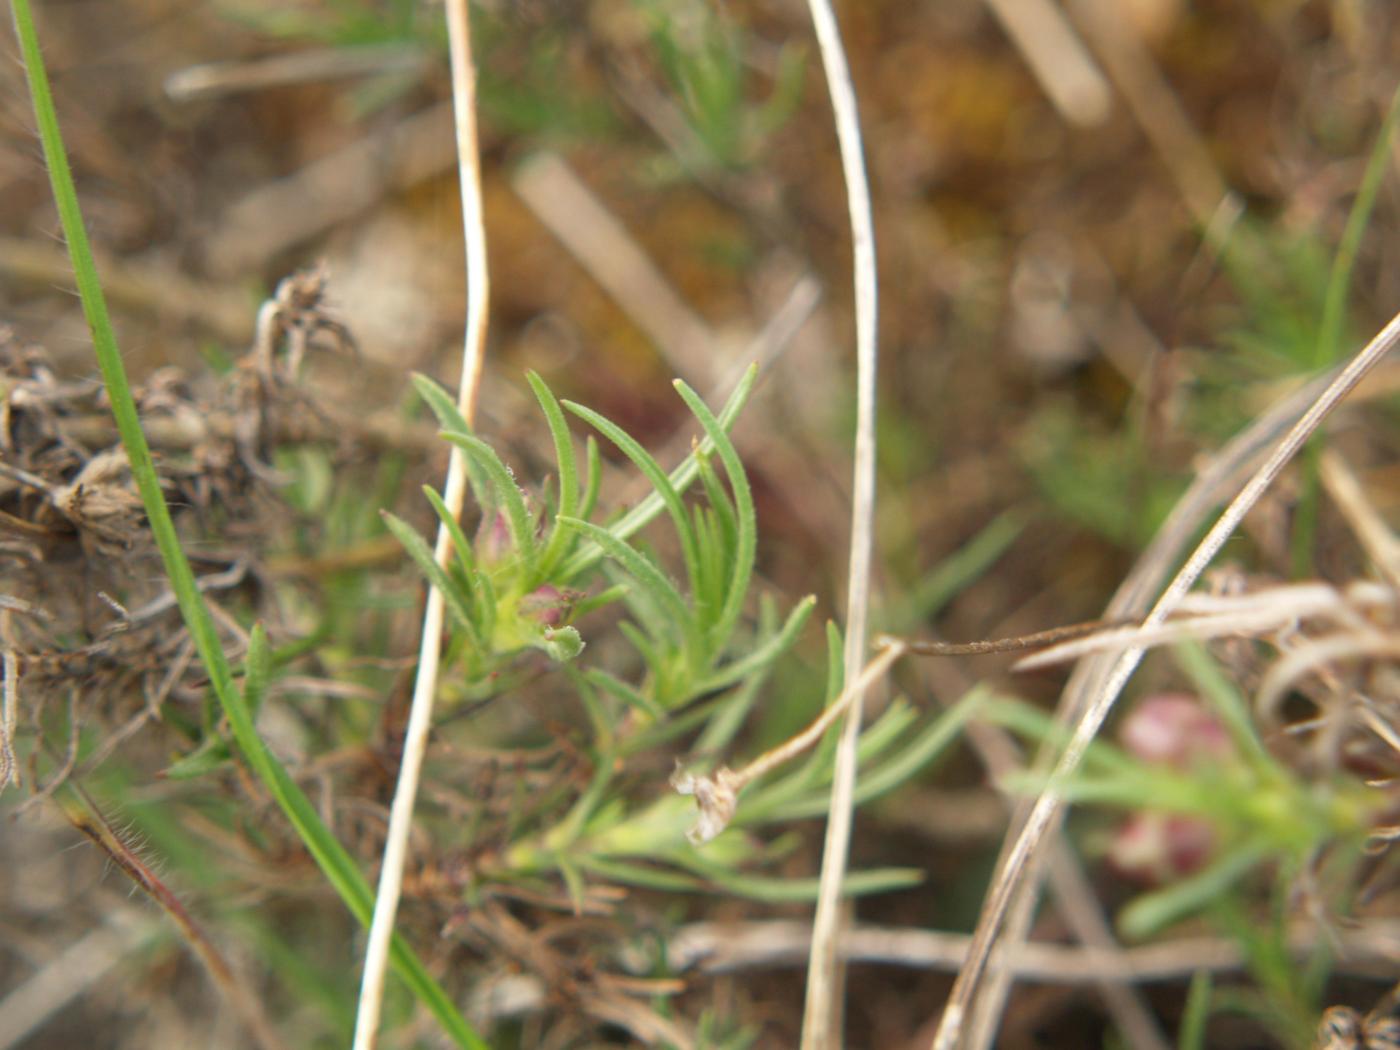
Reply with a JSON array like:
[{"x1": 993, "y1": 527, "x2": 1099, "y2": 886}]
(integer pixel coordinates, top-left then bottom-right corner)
[
  {"x1": 933, "y1": 307, "x2": 1400, "y2": 1050},
  {"x1": 350, "y1": 0, "x2": 491, "y2": 1046},
  {"x1": 1256, "y1": 634, "x2": 1400, "y2": 732},
  {"x1": 959, "y1": 364, "x2": 1353, "y2": 1048},
  {"x1": 799, "y1": 1, "x2": 880, "y2": 1046}
]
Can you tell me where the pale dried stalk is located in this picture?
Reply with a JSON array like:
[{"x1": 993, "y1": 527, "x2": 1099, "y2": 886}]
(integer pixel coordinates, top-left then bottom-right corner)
[
  {"x1": 649, "y1": 917, "x2": 1400, "y2": 982},
  {"x1": 798, "y1": 0, "x2": 880, "y2": 1046},
  {"x1": 1012, "y1": 580, "x2": 1397, "y2": 671},
  {"x1": 963, "y1": 364, "x2": 1355, "y2": 1048},
  {"x1": 933, "y1": 306, "x2": 1400, "y2": 1050},
  {"x1": 981, "y1": 0, "x2": 1110, "y2": 126},
  {"x1": 0, "y1": 650, "x2": 16, "y2": 793},
  {"x1": 674, "y1": 642, "x2": 906, "y2": 844},
  {"x1": 1320, "y1": 449, "x2": 1400, "y2": 591},
  {"x1": 349, "y1": 0, "x2": 489, "y2": 1046}
]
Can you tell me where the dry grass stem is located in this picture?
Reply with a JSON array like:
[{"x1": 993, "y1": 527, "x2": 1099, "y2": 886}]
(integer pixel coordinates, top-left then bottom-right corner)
[
  {"x1": 982, "y1": 0, "x2": 1111, "y2": 126},
  {"x1": 934, "y1": 308, "x2": 1400, "y2": 1050},
  {"x1": 164, "y1": 43, "x2": 429, "y2": 102},
  {"x1": 799, "y1": 0, "x2": 881, "y2": 1044},
  {"x1": 0, "y1": 910, "x2": 155, "y2": 1050},
  {"x1": 1320, "y1": 449, "x2": 1400, "y2": 591},
  {"x1": 889, "y1": 616, "x2": 1131, "y2": 658},
  {"x1": 645, "y1": 918, "x2": 1400, "y2": 982},
  {"x1": 673, "y1": 640, "x2": 906, "y2": 843},
  {"x1": 1011, "y1": 580, "x2": 1397, "y2": 671},
  {"x1": 350, "y1": 0, "x2": 490, "y2": 1046},
  {"x1": 0, "y1": 649, "x2": 17, "y2": 793},
  {"x1": 920, "y1": 648, "x2": 1169, "y2": 1050},
  {"x1": 1067, "y1": 0, "x2": 1233, "y2": 227},
  {"x1": 961, "y1": 359, "x2": 1400, "y2": 1048},
  {"x1": 206, "y1": 103, "x2": 457, "y2": 276},
  {"x1": 512, "y1": 151, "x2": 726, "y2": 390},
  {"x1": 62, "y1": 791, "x2": 289, "y2": 1050}
]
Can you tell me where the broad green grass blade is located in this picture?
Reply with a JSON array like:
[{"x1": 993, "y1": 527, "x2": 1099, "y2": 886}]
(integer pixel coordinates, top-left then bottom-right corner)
[{"x1": 10, "y1": 4, "x2": 484, "y2": 1043}]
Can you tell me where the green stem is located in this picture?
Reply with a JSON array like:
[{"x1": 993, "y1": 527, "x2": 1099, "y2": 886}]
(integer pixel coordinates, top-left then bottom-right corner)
[{"x1": 9, "y1": 3, "x2": 482, "y2": 1044}]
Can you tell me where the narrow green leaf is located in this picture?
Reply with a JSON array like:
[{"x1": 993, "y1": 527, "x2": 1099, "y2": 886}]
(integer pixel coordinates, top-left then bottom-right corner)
[
  {"x1": 559, "y1": 517, "x2": 692, "y2": 636},
  {"x1": 411, "y1": 372, "x2": 473, "y2": 436},
  {"x1": 162, "y1": 735, "x2": 234, "y2": 780},
  {"x1": 569, "y1": 582, "x2": 628, "y2": 620},
  {"x1": 10, "y1": 3, "x2": 484, "y2": 1043},
  {"x1": 697, "y1": 595, "x2": 815, "y2": 695},
  {"x1": 578, "y1": 855, "x2": 703, "y2": 893},
  {"x1": 443, "y1": 432, "x2": 538, "y2": 573},
  {"x1": 693, "y1": 598, "x2": 779, "y2": 756},
  {"x1": 617, "y1": 620, "x2": 665, "y2": 676},
  {"x1": 578, "y1": 435, "x2": 603, "y2": 525},
  {"x1": 526, "y1": 371, "x2": 580, "y2": 578},
  {"x1": 791, "y1": 621, "x2": 846, "y2": 789},
  {"x1": 557, "y1": 854, "x2": 588, "y2": 915},
  {"x1": 422, "y1": 485, "x2": 478, "y2": 579},
  {"x1": 243, "y1": 623, "x2": 273, "y2": 720},
  {"x1": 672, "y1": 372, "x2": 756, "y2": 648},
  {"x1": 891, "y1": 511, "x2": 1026, "y2": 629},
  {"x1": 847, "y1": 690, "x2": 982, "y2": 807},
  {"x1": 564, "y1": 399, "x2": 704, "y2": 600},
  {"x1": 381, "y1": 511, "x2": 481, "y2": 646},
  {"x1": 1316, "y1": 82, "x2": 1400, "y2": 368},
  {"x1": 558, "y1": 366, "x2": 757, "y2": 579},
  {"x1": 1173, "y1": 641, "x2": 1276, "y2": 771},
  {"x1": 585, "y1": 667, "x2": 665, "y2": 721},
  {"x1": 696, "y1": 452, "x2": 738, "y2": 559},
  {"x1": 474, "y1": 568, "x2": 498, "y2": 644},
  {"x1": 410, "y1": 373, "x2": 493, "y2": 512},
  {"x1": 674, "y1": 851, "x2": 924, "y2": 901},
  {"x1": 1178, "y1": 971, "x2": 1213, "y2": 1050},
  {"x1": 1119, "y1": 843, "x2": 1268, "y2": 940}
]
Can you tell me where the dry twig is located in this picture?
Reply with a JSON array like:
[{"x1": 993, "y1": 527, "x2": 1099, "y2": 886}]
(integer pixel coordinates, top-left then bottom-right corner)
[
  {"x1": 933, "y1": 309, "x2": 1400, "y2": 1050},
  {"x1": 798, "y1": 0, "x2": 881, "y2": 1045},
  {"x1": 350, "y1": 0, "x2": 490, "y2": 1045}
]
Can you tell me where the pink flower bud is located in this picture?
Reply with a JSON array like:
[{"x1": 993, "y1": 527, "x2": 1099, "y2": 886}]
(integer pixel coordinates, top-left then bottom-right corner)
[
  {"x1": 519, "y1": 584, "x2": 568, "y2": 627},
  {"x1": 1108, "y1": 812, "x2": 1216, "y2": 885},
  {"x1": 1119, "y1": 693, "x2": 1232, "y2": 768}
]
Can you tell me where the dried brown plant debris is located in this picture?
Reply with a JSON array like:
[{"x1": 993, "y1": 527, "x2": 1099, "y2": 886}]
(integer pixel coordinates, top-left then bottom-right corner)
[{"x1": 0, "y1": 269, "x2": 381, "y2": 801}]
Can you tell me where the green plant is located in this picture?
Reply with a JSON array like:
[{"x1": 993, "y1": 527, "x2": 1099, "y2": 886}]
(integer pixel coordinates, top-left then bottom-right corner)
[
  {"x1": 985, "y1": 639, "x2": 1380, "y2": 1048},
  {"x1": 638, "y1": 0, "x2": 806, "y2": 171},
  {"x1": 384, "y1": 368, "x2": 974, "y2": 907},
  {"x1": 9, "y1": 2, "x2": 485, "y2": 1043}
]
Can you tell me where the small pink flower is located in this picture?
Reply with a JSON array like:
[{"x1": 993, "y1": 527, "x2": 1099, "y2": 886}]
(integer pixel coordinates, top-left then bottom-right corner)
[
  {"x1": 519, "y1": 584, "x2": 568, "y2": 627},
  {"x1": 1107, "y1": 694, "x2": 1233, "y2": 886},
  {"x1": 1119, "y1": 693, "x2": 1232, "y2": 768},
  {"x1": 1108, "y1": 812, "x2": 1216, "y2": 885}
]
